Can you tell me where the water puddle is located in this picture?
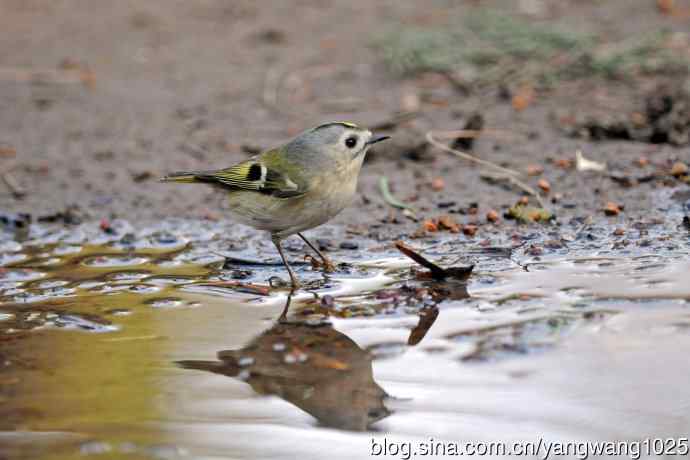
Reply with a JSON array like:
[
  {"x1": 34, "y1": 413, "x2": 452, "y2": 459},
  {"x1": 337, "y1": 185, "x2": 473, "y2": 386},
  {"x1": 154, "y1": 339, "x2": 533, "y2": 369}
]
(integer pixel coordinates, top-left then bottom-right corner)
[{"x1": 1, "y1": 194, "x2": 689, "y2": 459}]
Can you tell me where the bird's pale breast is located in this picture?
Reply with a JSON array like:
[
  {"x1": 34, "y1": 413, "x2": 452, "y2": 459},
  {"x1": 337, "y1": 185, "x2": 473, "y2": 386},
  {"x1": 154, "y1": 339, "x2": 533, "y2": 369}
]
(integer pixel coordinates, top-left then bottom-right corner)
[{"x1": 225, "y1": 160, "x2": 362, "y2": 238}]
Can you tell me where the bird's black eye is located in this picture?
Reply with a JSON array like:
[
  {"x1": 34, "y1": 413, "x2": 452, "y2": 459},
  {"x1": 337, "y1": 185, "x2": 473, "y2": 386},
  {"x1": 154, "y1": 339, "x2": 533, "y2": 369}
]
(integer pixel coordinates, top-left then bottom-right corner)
[{"x1": 345, "y1": 136, "x2": 358, "y2": 149}]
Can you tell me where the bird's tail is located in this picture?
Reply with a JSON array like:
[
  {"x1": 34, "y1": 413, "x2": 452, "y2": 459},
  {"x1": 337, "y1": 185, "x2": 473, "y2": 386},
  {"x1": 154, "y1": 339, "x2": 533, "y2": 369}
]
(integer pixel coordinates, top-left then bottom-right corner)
[{"x1": 159, "y1": 171, "x2": 205, "y2": 183}]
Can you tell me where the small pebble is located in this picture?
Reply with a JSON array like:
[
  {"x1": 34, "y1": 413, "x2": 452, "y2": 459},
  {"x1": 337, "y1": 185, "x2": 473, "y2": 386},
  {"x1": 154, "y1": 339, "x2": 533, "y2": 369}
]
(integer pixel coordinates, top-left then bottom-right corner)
[
  {"x1": 543, "y1": 239, "x2": 565, "y2": 249},
  {"x1": 321, "y1": 295, "x2": 335, "y2": 308},
  {"x1": 431, "y1": 177, "x2": 445, "y2": 191},
  {"x1": 527, "y1": 164, "x2": 544, "y2": 176},
  {"x1": 339, "y1": 241, "x2": 358, "y2": 250},
  {"x1": 462, "y1": 224, "x2": 478, "y2": 236},
  {"x1": 526, "y1": 244, "x2": 544, "y2": 256},
  {"x1": 316, "y1": 239, "x2": 333, "y2": 251},
  {"x1": 231, "y1": 269, "x2": 252, "y2": 279}
]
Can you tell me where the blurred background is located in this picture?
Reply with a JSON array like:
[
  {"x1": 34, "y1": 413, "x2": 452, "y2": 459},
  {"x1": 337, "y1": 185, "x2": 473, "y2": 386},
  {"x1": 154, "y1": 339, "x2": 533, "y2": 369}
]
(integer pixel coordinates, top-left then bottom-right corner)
[{"x1": 1, "y1": 0, "x2": 689, "y2": 225}]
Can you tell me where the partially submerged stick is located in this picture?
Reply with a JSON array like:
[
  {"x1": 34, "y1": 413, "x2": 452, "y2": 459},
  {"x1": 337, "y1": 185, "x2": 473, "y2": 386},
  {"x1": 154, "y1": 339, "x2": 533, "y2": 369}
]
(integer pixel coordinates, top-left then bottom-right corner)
[{"x1": 395, "y1": 241, "x2": 474, "y2": 281}]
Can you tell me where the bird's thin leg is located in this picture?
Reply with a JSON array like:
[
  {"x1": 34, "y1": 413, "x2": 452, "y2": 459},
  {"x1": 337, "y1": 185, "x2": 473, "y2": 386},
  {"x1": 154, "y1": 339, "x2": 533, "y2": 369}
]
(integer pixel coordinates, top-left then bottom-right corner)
[
  {"x1": 278, "y1": 289, "x2": 295, "y2": 323},
  {"x1": 272, "y1": 236, "x2": 301, "y2": 289},
  {"x1": 298, "y1": 232, "x2": 336, "y2": 273}
]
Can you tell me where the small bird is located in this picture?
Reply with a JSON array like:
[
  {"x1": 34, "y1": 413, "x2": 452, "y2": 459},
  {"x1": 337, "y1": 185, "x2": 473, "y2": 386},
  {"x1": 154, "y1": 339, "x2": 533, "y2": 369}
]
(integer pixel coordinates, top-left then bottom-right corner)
[{"x1": 161, "y1": 122, "x2": 389, "y2": 289}]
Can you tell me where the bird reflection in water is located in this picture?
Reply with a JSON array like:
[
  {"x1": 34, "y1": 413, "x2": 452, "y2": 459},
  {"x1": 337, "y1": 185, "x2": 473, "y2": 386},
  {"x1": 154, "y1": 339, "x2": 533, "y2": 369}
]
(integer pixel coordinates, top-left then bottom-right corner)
[
  {"x1": 178, "y1": 280, "x2": 467, "y2": 431},
  {"x1": 178, "y1": 316, "x2": 391, "y2": 430}
]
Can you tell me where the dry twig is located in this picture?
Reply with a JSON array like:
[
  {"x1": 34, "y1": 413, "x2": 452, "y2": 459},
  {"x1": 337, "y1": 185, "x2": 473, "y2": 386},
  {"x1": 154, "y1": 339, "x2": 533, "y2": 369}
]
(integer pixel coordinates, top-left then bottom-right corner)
[
  {"x1": 426, "y1": 130, "x2": 522, "y2": 176},
  {"x1": 426, "y1": 129, "x2": 549, "y2": 210},
  {"x1": 2, "y1": 171, "x2": 25, "y2": 199}
]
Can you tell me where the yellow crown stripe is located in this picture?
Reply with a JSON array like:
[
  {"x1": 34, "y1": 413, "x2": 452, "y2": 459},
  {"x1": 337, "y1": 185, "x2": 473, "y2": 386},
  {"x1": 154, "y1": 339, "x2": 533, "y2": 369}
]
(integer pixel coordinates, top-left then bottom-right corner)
[{"x1": 314, "y1": 121, "x2": 360, "y2": 130}]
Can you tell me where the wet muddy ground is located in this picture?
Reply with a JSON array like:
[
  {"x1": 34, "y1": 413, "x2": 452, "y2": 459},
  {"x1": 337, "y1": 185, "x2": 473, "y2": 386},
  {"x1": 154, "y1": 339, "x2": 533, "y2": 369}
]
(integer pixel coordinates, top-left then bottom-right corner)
[
  {"x1": 1, "y1": 187, "x2": 689, "y2": 459},
  {"x1": 1, "y1": 0, "x2": 690, "y2": 459}
]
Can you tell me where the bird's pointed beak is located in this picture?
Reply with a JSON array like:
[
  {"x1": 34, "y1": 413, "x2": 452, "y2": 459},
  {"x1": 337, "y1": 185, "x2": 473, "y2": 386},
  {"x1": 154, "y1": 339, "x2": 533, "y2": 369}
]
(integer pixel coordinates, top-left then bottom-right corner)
[{"x1": 366, "y1": 135, "x2": 391, "y2": 146}]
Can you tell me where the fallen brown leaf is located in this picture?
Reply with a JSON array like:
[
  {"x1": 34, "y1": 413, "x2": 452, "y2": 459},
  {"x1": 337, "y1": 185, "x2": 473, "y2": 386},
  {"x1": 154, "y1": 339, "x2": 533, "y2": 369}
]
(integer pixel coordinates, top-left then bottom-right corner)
[
  {"x1": 604, "y1": 202, "x2": 622, "y2": 216},
  {"x1": 437, "y1": 214, "x2": 460, "y2": 233},
  {"x1": 537, "y1": 178, "x2": 551, "y2": 193},
  {"x1": 486, "y1": 209, "x2": 499, "y2": 223},
  {"x1": 512, "y1": 85, "x2": 535, "y2": 111},
  {"x1": 671, "y1": 162, "x2": 688, "y2": 177},
  {"x1": 423, "y1": 220, "x2": 438, "y2": 232}
]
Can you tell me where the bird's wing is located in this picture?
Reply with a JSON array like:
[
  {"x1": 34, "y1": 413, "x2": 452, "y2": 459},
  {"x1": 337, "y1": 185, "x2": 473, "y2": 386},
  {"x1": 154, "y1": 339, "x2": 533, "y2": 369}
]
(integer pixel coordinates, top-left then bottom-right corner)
[{"x1": 162, "y1": 148, "x2": 307, "y2": 198}]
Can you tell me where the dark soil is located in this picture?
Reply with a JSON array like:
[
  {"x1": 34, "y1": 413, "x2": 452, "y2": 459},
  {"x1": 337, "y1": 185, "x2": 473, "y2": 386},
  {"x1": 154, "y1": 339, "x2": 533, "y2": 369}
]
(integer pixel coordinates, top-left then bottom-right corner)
[{"x1": 0, "y1": 0, "x2": 688, "y2": 239}]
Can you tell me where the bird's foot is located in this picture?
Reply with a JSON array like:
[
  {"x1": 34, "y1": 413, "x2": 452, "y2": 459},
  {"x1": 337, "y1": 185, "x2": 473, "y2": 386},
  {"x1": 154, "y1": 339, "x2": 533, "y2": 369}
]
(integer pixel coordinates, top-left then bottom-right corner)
[
  {"x1": 305, "y1": 254, "x2": 337, "y2": 273},
  {"x1": 321, "y1": 259, "x2": 337, "y2": 273}
]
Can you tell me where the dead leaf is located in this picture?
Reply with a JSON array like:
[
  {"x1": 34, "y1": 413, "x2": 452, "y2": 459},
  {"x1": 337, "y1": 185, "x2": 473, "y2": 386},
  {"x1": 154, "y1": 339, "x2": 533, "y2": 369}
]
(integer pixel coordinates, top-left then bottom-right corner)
[
  {"x1": 537, "y1": 178, "x2": 551, "y2": 193},
  {"x1": 512, "y1": 85, "x2": 535, "y2": 111},
  {"x1": 576, "y1": 150, "x2": 606, "y2": 172},
  {"x1": 671, "y1": 162, "x2": 688, "y2": 177},
  {"x1": 507, "y1": 203, "x2": 553, "y2": 223},
  {"x1": 486, "y1": 209, "x2": 499, "y2": 223},
  {"x1": 423, "y1": 220, "x2": 438, "y2": 232},
  {"x1": 437, "y1": 214, "x2": 460, "y2": 233},
  {"x1": 604, "y1": 202, "x2": 622, "y2": 216}
]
